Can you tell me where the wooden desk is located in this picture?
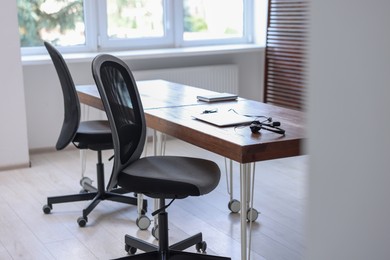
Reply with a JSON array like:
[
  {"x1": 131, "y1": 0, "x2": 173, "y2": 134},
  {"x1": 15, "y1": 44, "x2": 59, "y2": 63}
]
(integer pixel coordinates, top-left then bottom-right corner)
[
  {"x1": 76, "y1": 80, "x2": 305, "y2": 260},
  {"x1": 145, "y1": 101, "x2": 304, "y2": 163},
  {"x1": 77, "y1": 79, "x2": 228, "y2": 111}
]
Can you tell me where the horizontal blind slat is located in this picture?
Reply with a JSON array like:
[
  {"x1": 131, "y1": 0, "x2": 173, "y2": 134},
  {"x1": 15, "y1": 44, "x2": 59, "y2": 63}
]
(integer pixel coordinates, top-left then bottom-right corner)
[{"x1": 264, "y1": 0, "x2": 308, "y2": 110}]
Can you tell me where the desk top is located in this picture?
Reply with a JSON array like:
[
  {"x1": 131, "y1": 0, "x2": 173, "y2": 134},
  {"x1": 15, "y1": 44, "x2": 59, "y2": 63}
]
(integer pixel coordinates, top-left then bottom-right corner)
[
  {"x1": 77, "y1": 79, "x2": 305, "y2": 163},
  {"x1": 77, "y1": 79, "x2": 239, "y2": 110},
  {"x1": 145, "y1": 100, "x2": 305, "y2": 163}
]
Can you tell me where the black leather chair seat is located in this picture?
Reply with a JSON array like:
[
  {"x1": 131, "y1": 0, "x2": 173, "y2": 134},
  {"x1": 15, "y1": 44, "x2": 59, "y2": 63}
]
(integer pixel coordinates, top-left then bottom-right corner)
[
  {"x1": 119, "y1": 156, "x2": 221, "y2": 199},
  {"x1": 73, "y1": 120, "x2": 113, "y2": 150}
]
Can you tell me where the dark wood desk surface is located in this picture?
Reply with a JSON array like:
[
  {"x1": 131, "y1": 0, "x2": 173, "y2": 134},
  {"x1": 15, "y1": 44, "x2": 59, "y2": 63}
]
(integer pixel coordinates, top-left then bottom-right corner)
[
  {"x1": 77, "y1": 79, "x2": 231, "y2": 110},
  {"x1": 145, "y1": 100, "x2": 305, "y2": 163},
  {"x1": 77, "y1": 80, "x2": 305, "y2": 164}
]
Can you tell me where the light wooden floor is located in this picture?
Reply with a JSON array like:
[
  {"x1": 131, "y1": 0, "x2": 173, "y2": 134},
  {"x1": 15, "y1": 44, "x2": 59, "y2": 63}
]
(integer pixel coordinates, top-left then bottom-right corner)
[{"x1": 0, "y1": 139, "x2": 307, "y2": 260}]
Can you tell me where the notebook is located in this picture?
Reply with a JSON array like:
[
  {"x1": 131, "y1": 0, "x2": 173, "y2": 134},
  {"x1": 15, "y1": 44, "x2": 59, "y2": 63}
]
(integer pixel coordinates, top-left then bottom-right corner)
[
  {"x1": 193, "y1": 111, "x2": 254, "y2": 127},
  {"x1": 196, "y1": 93, "x2": 238, "y2": 102}
]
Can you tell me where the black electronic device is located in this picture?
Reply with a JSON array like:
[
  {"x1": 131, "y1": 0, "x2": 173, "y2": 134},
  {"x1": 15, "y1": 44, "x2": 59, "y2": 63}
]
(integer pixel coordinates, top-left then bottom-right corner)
[{"x1": 249, "y1": 120, "x2": 285, "y2": 135}]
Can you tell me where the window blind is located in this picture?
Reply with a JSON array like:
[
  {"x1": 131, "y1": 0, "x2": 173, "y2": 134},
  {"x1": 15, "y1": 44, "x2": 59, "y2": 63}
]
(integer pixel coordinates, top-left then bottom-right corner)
[{"x1": 263, "y1": 0, "x2": 309, "y2": 110}]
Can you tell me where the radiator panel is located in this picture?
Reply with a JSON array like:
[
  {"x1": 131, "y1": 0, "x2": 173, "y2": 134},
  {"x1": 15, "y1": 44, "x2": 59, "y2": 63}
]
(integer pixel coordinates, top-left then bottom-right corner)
[{"x1": 133, "y1": 65, "x2": 239, "y2": 94}]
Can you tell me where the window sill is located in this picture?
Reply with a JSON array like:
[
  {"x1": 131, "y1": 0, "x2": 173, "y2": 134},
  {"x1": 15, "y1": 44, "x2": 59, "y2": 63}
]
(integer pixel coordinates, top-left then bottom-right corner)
[{"x1": 21, "y1": 44, "x2": 264, "y2": 66}]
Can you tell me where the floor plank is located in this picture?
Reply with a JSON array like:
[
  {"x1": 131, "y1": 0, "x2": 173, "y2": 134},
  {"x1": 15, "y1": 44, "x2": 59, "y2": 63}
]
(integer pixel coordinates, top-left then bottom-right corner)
[{"x1": 0, "y1": 139, "x2": 307, "y2": 259}]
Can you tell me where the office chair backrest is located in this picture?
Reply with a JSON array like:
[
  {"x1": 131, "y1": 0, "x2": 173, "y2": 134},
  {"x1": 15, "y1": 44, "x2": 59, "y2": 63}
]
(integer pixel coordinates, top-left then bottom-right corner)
[
  {"x1": 44, "y1": 41, "x2": 81, "y2": 150},
  {"x1": 92, "y1": 54, "x2": 146, "y2": 190}
]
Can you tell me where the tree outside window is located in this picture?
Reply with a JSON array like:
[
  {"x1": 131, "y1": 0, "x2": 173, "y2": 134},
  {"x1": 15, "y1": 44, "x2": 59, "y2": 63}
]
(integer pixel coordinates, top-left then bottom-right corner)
[{"x1": 18, "y1": 0, "x2": 84, "y2": 47}]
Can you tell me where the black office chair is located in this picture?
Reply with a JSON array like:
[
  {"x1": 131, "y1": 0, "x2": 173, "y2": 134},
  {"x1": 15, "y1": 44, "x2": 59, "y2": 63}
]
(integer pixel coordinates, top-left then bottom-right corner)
[
  {"x1": 91, "y1": 54, "x2": 231, "y2": 259},
  {"x1": 42, "y1": 42, "x2": 148, "y2": 228}
]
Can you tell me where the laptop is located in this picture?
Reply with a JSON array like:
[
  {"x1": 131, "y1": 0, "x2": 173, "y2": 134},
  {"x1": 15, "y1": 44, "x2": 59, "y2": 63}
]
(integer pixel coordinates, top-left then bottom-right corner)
[
  {"x1": 193, "y1": 111, "x2": 254, "y2": 127},
  {"x1": 196, "y1": 93, "x2": 238, "y2": 102}
]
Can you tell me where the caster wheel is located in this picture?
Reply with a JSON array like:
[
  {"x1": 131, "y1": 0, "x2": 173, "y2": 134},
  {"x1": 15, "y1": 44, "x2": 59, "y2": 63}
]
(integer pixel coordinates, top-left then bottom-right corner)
[
  {"x1": 196, "y1": 241, "x2": 207, "y2": 253},
  {"x1": 125, "y1": 244, "x2": 137, "y2": 255},
  {"x1": 136, "y1": 215, "x2": 151, "y2": 230},
  {"x1": 79, "y1": 189, "x2": 88, "y2": 194},
  {"x1": 152, "y1": 225, "x2": 159, "y2": 240},
  {"x1": 80, "y1": 177, "x2": 93, "y2": 189},
  {"x1": 42, "y1": 204, "x2": 52, "y2": 214},
  {"x1": 228, "y1": 199, "x2": 241, "y2": 213},
  {"x1": 77, "y1": 216, "x2": 88, "y2": 227},
  {"x1": 246, "y1": 208, "x2": 259, "y2": 222}
]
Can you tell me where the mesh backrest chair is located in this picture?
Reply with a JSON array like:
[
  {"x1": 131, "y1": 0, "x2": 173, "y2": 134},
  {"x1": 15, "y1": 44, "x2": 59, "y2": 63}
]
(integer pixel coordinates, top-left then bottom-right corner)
[
  {"x1": 92, "y1": 54, "x2": 231, "y2": 260},
  {"x1": 42, "y1": 42, "x2": 148, "y2": 228}
]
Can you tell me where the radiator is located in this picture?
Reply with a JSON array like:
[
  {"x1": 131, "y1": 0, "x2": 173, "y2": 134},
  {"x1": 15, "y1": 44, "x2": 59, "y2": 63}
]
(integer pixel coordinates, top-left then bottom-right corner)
[{"x1": 133, "y1": 65, "x2": 239, "y2": 94}]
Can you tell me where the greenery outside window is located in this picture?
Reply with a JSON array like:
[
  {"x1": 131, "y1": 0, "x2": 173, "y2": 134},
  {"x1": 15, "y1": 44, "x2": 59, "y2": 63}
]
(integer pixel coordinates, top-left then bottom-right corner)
[{"x1": 17, "y1": 0, "x2": 253, "y2": 54}]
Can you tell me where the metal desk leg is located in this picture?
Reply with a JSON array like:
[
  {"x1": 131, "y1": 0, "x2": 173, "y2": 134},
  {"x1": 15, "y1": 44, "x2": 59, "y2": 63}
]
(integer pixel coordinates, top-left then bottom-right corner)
[
  {"x1": 79, "y1": 104, "x2": 92, "y2": 190},
  {"x1": 240, "y1": 163, "x2": 251, "y2": 260},
  {"x1": 239, "y1": 162, "x2": 260, "y2": 260},
  {"x1": 152, "y1": 129, "x2": 166, "y2": 239},
  {"x1": 153, "y1": 130, "x2": 166, "y2": 156},
  {"x1": 227, "y1": 159, "x2": 241, "y2": 213}
]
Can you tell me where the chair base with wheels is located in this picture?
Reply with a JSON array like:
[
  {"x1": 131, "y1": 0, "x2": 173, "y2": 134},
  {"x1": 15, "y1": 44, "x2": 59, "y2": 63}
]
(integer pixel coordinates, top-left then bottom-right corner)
[
  {"x1": 42, "y1": 145, "x2": 148, "y2": 228},
  {"x1": 116, "y1": 200, "x2": 230, "y2": 260}
]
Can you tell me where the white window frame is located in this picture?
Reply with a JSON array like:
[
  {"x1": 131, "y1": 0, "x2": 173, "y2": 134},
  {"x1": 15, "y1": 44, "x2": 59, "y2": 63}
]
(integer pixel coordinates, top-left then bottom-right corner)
[
  {"x1": 20, "y1": 0, "x2": 254, "y2": 55},
  {"x1": 97, "y1": 0, "x2": 174, "y2": 50},
  {"x1": 174, "y1": 0, "x2": 254, "y2": 47}
]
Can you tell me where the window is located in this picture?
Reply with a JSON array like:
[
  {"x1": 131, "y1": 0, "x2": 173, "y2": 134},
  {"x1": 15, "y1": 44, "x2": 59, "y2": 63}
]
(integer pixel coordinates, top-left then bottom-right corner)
[
  {"x1": 106, "y1": 0, "x2": 165, "y2": 39},
  {"x1": 17, "y1": 0, "x2": 253, "y2": 54},
  {"x1": 183, "y1": 0, "x2": 244, "y2": 41}
]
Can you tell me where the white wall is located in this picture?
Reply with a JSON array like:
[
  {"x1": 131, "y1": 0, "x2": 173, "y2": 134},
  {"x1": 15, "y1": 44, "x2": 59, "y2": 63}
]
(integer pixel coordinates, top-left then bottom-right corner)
[
  {"x1": 0, "y1": 2, "x2": 29, "y2": 169},
  {"x1": 23, "y1": 50, "x2": 264, "y2": 150},
  {"x1": 306, "y1": 0, "x2": 390, "y2": 259}
]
